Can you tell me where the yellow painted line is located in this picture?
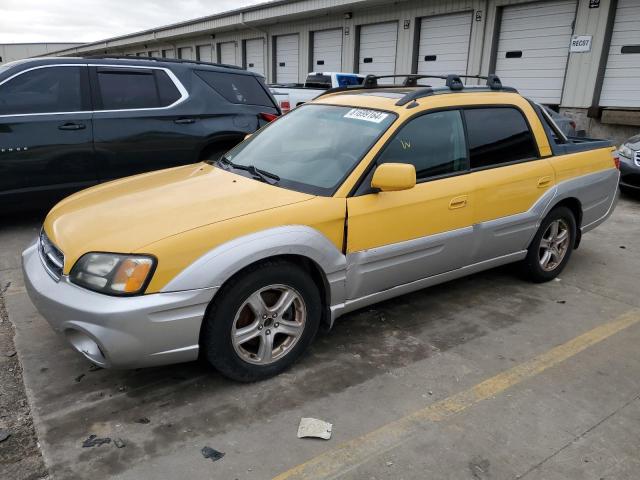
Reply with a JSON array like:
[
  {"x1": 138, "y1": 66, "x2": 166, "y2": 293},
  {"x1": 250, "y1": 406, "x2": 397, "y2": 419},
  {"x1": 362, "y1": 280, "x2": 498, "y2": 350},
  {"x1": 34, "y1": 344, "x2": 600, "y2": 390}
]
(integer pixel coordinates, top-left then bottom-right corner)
[{"x1": 274, "y1": 309, "x2": 640, "y2": 480}]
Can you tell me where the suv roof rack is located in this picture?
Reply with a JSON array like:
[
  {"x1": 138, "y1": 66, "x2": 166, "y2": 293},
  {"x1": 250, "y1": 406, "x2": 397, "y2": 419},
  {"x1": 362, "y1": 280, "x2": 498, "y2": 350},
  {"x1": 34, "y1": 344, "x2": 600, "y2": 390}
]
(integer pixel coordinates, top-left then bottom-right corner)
[
  {"x1": 317, "y1": 73, "x2": 517, "y2": 107},
  {"x1": 81, "y1": 55, "x2": 244, "y2": 70}
]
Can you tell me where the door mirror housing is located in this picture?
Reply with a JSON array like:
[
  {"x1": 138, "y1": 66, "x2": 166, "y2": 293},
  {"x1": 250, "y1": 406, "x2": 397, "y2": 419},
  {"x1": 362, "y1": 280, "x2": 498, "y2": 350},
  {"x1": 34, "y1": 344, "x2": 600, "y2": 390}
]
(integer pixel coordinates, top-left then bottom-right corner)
[{"x1": 371, "y1": 163, "x2": 416, "y2": 192}]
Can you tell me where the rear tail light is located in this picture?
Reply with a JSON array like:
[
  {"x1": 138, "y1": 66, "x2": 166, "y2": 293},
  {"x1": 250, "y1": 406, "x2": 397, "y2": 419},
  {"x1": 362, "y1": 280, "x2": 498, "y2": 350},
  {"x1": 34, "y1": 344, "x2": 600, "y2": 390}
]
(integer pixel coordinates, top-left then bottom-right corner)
[
  {"x1": 260, "y1": 112, "x2": 279, "y2": 122},
  {"x1": 280, "y1": 100, "x2": 291, "y2": 113}
]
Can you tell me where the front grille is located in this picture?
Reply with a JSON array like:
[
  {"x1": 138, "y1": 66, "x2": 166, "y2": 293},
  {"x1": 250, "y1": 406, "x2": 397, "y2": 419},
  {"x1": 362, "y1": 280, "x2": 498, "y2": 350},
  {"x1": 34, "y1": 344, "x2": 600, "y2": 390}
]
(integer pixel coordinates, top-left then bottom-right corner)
[{"x1": 39, "y1": 230, "x2": 64, "y2": 281}]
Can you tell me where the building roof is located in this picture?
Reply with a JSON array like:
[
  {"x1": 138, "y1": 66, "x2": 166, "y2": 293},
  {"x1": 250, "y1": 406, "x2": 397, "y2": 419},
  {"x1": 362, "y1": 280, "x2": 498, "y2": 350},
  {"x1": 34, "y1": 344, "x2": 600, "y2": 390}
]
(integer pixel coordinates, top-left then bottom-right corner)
[{"x1": 46, "y1": 0, "x2": 387, "y2": 57}]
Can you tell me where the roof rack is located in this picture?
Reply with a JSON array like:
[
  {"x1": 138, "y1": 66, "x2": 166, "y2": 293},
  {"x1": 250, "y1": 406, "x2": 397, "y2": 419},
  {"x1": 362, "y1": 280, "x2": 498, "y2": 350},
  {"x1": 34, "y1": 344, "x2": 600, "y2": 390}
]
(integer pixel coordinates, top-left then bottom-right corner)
[
  {"x1": 316, "y1": 73, "x2": 517, "y2": 107},
  {"x1": 82, "y1": 55, "x2": 244, "y2": 70}
]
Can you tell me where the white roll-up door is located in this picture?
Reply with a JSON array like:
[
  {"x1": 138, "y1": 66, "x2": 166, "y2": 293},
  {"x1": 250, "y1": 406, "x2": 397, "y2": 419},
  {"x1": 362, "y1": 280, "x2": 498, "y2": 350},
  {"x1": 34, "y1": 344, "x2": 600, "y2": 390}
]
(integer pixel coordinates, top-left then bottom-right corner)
[
  {"x1": 178, "y1": 47, "x2": 193, "y2": 60},
  {"x1": 358, "y1": 22, "x2": 398, "y2": 83},
  {"x1": 219, "y1": 42, "x2": 237, "y2": 65},
  {"x1": 600, "y1": 0, "x2": 640, "y2": 107},
  {"x1": 275, "y1": 34, "x2": 299, "y2": 83},
  {"x1": 245, "y1": 38, "x2": 265, "y2": 76},
  {"x1": 495, "y1": 0, "x2": 576, "y2": 104},
  {"x1": 417, "y1": 12, "x2": 472, "y2": 86},
  {"x1": 312, "y1": 28, "x2": 343, "y2": 72},
  {"x1": 196, "y1": 45, "x2": 213, "y2": 62}
]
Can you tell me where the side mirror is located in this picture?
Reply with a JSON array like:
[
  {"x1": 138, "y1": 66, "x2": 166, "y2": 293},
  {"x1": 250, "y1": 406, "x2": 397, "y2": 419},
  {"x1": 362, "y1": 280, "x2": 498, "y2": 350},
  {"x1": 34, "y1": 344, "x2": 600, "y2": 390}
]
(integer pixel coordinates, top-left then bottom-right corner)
[{"x1": 371, "y1": 163, "x2": 416, "y2": 192}]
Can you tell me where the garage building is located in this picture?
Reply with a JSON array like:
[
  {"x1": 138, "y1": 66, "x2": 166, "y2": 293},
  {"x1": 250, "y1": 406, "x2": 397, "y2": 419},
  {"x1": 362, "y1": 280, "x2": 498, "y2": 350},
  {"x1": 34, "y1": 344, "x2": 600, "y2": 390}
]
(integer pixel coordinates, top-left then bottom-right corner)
[{"x1": 45, "y1": 0, "x2": 640, "y2": 142}]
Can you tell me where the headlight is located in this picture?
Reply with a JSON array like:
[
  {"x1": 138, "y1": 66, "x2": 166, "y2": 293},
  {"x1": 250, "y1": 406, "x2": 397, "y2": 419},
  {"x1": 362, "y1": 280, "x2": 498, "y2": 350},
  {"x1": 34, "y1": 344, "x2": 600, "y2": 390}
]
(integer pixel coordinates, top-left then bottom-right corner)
[
  {"x1": 70, "y1": 253, "x2": 156, "y2": 296},
  {"x1": 619, "y1": 144, "x2": 634, "y2": 159}
]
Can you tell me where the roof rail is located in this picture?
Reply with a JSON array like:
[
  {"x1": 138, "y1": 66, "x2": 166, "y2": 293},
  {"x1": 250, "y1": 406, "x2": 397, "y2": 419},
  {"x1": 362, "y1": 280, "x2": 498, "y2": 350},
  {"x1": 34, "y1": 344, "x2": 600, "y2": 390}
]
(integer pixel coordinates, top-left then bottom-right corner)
[
  {"x1": 316, "y1": 73, "x2": 517, "y2": 106},
  {"x1": 82, "y1": 55, "x2": 244, "y2": 70}
]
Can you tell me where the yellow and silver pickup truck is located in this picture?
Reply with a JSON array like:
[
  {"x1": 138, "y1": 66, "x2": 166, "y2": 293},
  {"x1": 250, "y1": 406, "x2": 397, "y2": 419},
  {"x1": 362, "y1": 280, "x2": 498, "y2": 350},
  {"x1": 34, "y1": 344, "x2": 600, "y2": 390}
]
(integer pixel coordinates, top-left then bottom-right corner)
[{"x1": 23, "y1": 74, "x2": 620, "y2": 381}]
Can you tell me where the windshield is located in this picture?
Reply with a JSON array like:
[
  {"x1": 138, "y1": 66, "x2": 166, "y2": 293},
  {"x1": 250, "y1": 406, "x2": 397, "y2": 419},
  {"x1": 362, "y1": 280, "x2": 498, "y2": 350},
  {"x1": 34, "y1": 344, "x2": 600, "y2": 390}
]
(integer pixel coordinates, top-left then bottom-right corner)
[{"x1": 223, "y1": 104, "x2": 396, "y2": 195}]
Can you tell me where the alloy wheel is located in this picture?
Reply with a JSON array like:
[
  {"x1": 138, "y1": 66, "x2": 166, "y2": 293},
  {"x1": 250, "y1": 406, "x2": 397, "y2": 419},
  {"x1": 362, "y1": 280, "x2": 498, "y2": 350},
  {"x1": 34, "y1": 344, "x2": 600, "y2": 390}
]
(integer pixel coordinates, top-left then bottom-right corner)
[
  {"x1": 231, "y1": 284, "x2": 306, "y2": 365},
  {"x1": 538, "y1": 219, "x2": 570, "y2": 272}
]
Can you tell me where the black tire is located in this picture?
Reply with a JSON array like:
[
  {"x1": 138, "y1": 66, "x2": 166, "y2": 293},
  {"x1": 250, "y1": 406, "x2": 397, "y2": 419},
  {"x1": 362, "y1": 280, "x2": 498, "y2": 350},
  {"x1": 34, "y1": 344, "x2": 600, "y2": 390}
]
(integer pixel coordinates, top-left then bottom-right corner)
[
  {"x1": 522, "y1": 206, "x2": 577, "y2": 283},
  {"x1": 201, "y1": 260, "x2": 321, "y2": 382}
]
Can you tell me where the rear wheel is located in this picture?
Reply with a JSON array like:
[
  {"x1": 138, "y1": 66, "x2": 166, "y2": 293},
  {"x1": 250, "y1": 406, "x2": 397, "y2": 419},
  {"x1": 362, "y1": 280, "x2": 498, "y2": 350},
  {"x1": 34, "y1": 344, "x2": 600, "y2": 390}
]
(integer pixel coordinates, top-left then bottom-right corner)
[
  {"x1": 201, "y1": 260, "x2": 321, "y2": 382},
  {"x1": 522, "y1": 206, "x2": 576, "y2": 283}
]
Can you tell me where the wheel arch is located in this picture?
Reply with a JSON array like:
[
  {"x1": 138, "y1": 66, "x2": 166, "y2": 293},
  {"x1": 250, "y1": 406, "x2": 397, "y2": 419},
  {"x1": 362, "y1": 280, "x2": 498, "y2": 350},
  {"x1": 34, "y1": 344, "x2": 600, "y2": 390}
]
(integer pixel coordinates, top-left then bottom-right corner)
[
  {"x1": 162, "y1": 225, "x2": 347, "y2": 327},
  {"x1": 197, "y1": 133, "x2": 246, "y2": 162},
  {"x1": 548, "y1": 197, "x2": 583, "y2": 248}
]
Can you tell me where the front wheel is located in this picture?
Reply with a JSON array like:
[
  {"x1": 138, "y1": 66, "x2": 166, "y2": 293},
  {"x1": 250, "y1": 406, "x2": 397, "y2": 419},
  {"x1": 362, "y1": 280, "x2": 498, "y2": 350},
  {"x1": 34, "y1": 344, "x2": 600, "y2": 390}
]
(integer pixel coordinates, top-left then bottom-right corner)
[
  {"x1": 522, "y1": 206, "x2": 576, "y2": 283},
  {"x1": 201, "y1": 260, "x2": 321, "y2": 382}
]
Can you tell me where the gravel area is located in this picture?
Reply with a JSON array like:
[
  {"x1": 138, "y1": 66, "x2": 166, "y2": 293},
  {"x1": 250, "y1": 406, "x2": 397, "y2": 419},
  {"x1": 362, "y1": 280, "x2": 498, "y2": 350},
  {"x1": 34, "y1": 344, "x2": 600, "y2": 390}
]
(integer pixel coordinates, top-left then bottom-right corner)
[{"x1": 0, "y1": 283, "x2": 48, "y2": 480}]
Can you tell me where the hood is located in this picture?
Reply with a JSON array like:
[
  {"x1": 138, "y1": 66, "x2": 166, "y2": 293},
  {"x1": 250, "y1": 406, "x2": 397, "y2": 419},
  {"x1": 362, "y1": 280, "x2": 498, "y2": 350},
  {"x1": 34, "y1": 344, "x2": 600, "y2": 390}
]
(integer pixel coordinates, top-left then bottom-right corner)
[
  {"x1": 625, "y1": 134, "x2": 640, "y2": 150},
  {"x1": 44, "y1": 163, "x2": 314, "y2": 273}
]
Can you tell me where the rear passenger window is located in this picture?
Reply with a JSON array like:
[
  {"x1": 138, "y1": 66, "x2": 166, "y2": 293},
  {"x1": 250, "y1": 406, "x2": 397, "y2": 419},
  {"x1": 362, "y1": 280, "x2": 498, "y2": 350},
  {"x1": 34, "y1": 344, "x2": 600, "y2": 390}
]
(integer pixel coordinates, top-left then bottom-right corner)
[
  {"x1": 377, "y1": 110, "x2": 468, "y2": 180},
  {"x1": 0, "y1": 66, "x2": 85, "y2": 115},
  {"x1": 96, "y1": 69, "x2": 181, "y2": 110},
  {"x1": 464, "y1": 108, "x2": 538, "y2": 169},
  {"x1": 196, "y1": 70, "x2": 275, "y2": 107}
]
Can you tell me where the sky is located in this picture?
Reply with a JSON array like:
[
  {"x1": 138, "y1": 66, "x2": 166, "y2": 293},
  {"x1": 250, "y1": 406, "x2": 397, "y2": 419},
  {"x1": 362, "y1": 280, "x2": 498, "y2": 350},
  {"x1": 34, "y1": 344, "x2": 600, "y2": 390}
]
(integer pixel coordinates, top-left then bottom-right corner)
[{"x1": 0, "y1": 0, "x2": 268, "y2": 43}]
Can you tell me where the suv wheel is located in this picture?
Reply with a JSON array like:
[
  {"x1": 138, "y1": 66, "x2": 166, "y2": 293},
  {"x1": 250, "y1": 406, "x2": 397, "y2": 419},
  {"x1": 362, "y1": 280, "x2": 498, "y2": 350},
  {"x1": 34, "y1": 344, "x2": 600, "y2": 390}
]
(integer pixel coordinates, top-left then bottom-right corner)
[
  {"x1": 522, "y1": 206, "x2": 576, "y2": 283},
  {"x1": 201, "y1": 260, "x2": 321, "y2": 382}
]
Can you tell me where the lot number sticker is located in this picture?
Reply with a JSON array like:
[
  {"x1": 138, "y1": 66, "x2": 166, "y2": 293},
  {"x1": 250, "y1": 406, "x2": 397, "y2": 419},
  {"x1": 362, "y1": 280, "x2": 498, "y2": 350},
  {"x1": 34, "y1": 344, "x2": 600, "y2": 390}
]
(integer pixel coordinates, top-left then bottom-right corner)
[{"x1": 344, "y1": 108, "x2": 389, "y2": 123}]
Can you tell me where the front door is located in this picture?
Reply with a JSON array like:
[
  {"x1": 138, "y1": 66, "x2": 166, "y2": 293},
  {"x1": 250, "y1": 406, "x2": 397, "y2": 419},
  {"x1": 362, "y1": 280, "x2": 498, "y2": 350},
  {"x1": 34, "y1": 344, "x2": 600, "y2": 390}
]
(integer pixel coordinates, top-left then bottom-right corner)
[
  {"x1": 346, "y1": 109, "x2": 474, "y2": 300},
  {"x1": 0, "y1": 65, "x2": 96, "y2": 208}
]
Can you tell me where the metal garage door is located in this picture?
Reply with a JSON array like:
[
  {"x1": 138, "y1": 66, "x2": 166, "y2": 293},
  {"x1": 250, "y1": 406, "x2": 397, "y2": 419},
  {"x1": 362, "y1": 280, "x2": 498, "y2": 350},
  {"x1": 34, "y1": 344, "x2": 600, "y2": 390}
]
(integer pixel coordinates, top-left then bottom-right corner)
[
  {"x1": 178, "y1": 47, "x2": 193, "y2": 60},
  {"x1": 495, "y1": 0, "x2": 576, "y2": 104},
  {"x1": 196, "y1": 45, "x2": 213, "y2": 62},
  {"x1": 600, "y1": 0, "x2": 640, "y2": 107},
  {"x1": 245, "y1": 38, "x2": 265, "y2": 76},
  {"x1": 417, "y1": 12, "x2": 472, "y2": 86},
  {"x1": 275, "y1": 34, "x2": 299, "y2": 83},
  {"x1": 219, "y1": 42, "x2": 237, "y2": 65},
  {"x1": 358, "y1": 22, "x2": 398, "y2": 83},
  {"x1": 312, "y1": 28, "x2": 343, "y2": 72}
]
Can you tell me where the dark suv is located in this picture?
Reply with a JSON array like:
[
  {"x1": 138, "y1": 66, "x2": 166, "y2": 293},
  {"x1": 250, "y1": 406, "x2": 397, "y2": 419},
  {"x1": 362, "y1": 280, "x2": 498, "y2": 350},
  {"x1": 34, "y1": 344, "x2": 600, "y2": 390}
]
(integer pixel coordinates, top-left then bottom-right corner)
[{"x1": 0, "y1": 56, "x2": 280, "y2": 211}]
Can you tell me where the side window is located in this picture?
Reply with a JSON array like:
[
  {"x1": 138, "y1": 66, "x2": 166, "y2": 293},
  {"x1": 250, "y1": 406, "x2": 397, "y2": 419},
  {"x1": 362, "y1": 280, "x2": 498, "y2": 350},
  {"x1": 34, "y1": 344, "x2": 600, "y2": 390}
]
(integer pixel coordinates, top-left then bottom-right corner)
[
  {"x1": 464, "y1": 107, "x2": 538, "y2": 169},
  {"x1": 97, "y1": 69, "x2": 157, "y2": 110},
  {"x1": 96, "y1": 69, "x2": 180, "y2": 110},
  {"x1": 196, "y1": 70, "x2": 276, "y2": 107},
  {"x1": 0, "y1": 66, "x2": 85, "y2": 115},
  {"x1": 377, "y1": 110, "x2": 468, "y2": 180}
]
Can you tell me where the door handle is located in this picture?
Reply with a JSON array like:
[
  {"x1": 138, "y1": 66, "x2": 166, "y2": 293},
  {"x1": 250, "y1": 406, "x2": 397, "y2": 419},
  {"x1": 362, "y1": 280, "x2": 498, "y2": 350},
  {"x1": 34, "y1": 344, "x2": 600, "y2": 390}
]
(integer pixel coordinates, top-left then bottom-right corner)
[
  {"x1": 449, "y1": 195, "x2": 468, "y2": 210},
  {"x1": 174, "y1": 118, "x2": 195, "y2": 124},
  {"x1": 537, "y1": 176, "x2": 553, "y2": 188},
  {"x1": 58, "y1": 122, "x2": 86, "y2": 131}
]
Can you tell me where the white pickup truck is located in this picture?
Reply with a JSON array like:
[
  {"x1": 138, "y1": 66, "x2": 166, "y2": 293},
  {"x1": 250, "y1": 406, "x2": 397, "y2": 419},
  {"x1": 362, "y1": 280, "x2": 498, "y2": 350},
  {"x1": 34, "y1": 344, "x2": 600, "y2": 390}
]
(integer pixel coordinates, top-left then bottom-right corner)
[{"x1": 269, "y1": 72, "x2": 364, "y2": 113}]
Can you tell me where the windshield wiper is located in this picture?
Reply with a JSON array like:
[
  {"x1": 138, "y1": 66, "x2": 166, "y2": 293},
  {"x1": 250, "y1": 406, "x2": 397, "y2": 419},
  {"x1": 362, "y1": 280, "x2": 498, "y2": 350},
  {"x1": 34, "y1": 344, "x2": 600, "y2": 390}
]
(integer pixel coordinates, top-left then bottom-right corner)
[{"x1": 216, "y1": 156, "x2": 280, "y2": 184}]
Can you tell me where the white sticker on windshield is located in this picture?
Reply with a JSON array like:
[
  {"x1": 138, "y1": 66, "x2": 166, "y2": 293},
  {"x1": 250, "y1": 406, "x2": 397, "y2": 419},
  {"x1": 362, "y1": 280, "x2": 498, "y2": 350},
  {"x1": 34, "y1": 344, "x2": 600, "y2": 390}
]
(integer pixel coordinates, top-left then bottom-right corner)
[{"x1": 343, "y1": 108, "x2": 389, "y2": 123}]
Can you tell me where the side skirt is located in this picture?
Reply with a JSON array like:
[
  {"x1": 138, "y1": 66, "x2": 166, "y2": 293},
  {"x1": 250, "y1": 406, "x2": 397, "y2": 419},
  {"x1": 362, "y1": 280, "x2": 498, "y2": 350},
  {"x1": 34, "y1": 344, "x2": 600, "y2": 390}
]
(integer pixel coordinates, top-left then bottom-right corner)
[{"x1": 329, "y1": 250, "x2": 527, "y2": 325}]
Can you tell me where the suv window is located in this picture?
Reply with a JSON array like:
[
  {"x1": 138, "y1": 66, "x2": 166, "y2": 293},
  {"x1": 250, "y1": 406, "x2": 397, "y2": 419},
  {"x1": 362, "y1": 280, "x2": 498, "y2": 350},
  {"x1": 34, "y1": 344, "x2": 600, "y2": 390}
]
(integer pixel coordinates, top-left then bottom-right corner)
[
  {"x1": 464, "y1": 107, "x2": 538, "y2": 169},
  {"x1": 96, "y1": 68, "x2": 180, "y2": 110},
  {"x1": 377, "y1": 110, "x2": 468, "y2": 180},
  {"x1": 196, "y1": 70, "x2": 275, "y2": 107},
  {"x1": 0, "y1": 66, "x2": 85, "y2": 115}
]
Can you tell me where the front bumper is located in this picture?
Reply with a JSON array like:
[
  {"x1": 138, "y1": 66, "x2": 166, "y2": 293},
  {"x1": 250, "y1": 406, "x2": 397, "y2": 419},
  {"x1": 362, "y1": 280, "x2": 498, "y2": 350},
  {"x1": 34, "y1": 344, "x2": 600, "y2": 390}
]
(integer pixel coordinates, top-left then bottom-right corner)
[
  {"x1": 22, "y1": 243, "x2": 217, "y2": 368},
  {"x1": 619, "y1": 154, "x2": 640, "y2": 189}
]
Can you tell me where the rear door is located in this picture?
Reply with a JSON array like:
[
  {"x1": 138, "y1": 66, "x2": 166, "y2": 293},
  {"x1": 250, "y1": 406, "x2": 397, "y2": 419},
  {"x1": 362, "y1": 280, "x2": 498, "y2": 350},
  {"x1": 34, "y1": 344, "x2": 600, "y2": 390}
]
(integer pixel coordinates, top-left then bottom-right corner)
[
  {"x1": 357, "y1": 22, "x2": 398, "y2": 83},
  {"x1": 416, "y1": 12, "x2": 472, "y2": 86},
  {"x1": 464, "y1": 106, "x2": 555, "y2": 262},
  {"x1": 89, "y1": 65, "x2": 196, "y2": 181},
  {"x1": 0, "y1": 64, "x2": 96, "y2": 205}
]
